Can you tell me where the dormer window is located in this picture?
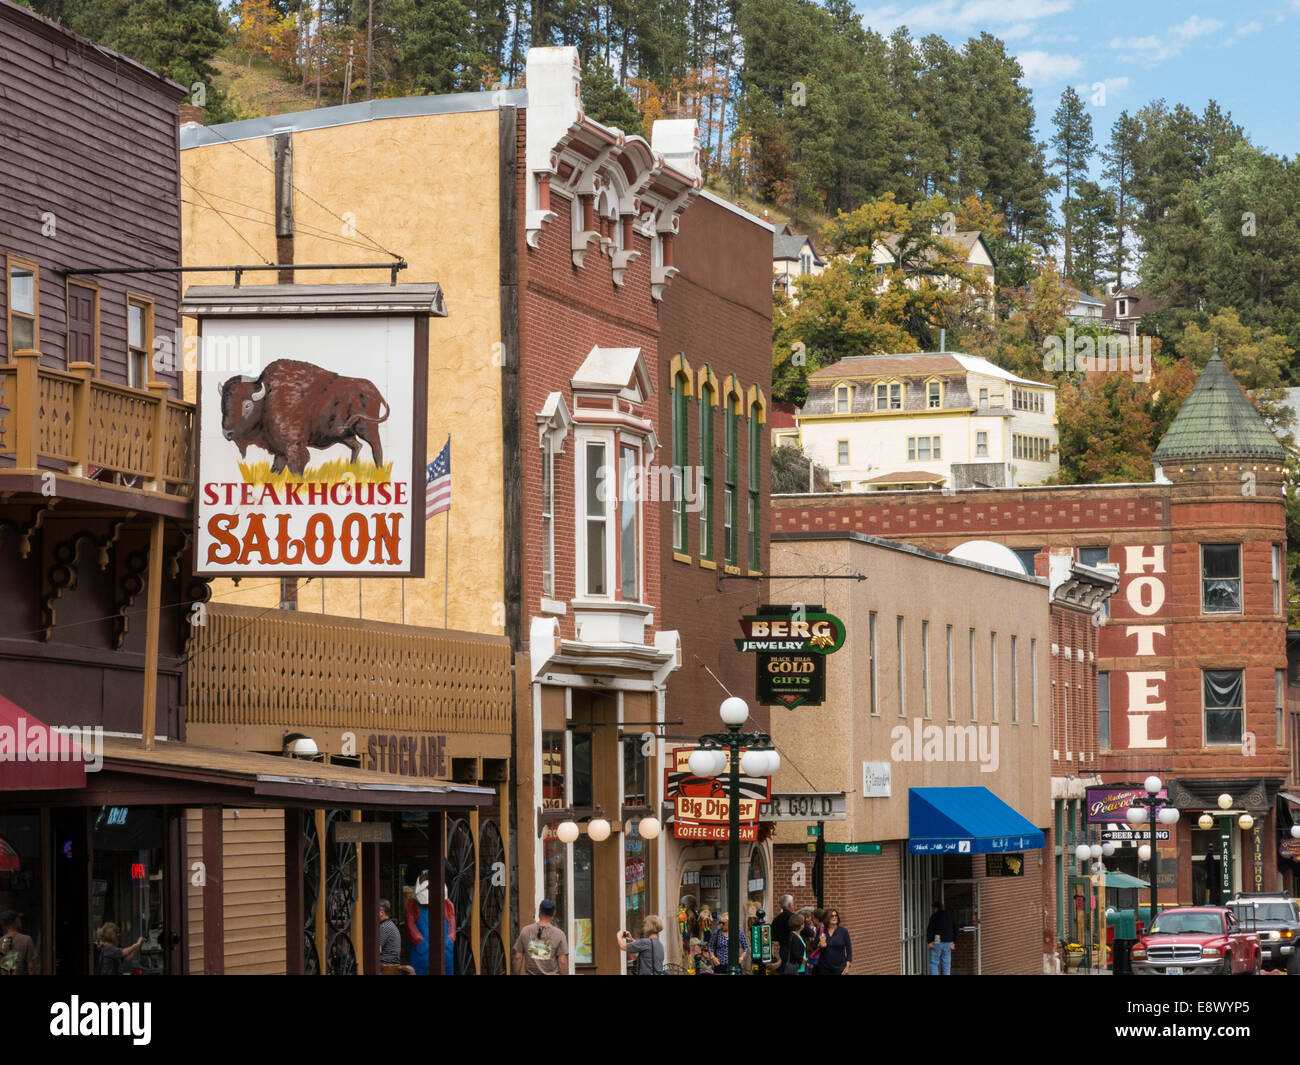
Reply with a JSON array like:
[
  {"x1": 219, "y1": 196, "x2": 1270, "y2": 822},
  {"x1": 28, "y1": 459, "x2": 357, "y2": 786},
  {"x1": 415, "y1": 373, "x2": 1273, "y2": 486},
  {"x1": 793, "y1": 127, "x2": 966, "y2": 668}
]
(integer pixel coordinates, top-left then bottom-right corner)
[
  {"x1": 835, "y1": 385, "x2": 851, "y2": 413},
  {"x1": 927, "y1": 380, "x2": 941, "y2": 409},
  {"x1": 1118, "y1": 299, "x2": 1128, "y2": 317},
  {"x1": 875, "y1": 382, "x2": 901, "y2": 411}
]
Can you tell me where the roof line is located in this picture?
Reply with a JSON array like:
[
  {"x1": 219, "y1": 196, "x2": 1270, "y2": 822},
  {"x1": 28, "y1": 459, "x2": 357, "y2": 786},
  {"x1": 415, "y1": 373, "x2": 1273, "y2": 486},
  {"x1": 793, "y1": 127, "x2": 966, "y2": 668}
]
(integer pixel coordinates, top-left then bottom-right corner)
[{"x1": 182, "y1": 90, "x2": 530, "y2": 150}]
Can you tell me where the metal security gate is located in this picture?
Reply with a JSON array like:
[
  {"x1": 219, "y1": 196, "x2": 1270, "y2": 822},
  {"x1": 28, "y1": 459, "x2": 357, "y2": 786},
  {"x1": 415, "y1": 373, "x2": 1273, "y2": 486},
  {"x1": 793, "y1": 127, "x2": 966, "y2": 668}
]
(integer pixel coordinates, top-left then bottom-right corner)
[{"x1": 900, "y1": 851, "x2": 941, "y2": 973}]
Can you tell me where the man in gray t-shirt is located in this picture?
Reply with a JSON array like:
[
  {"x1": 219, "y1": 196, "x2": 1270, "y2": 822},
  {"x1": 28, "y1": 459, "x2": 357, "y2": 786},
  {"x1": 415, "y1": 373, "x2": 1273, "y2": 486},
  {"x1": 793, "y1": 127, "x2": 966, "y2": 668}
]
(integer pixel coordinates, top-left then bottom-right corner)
[{"x1": 513, "y1": 900, "x2": 569, "y2": 975}]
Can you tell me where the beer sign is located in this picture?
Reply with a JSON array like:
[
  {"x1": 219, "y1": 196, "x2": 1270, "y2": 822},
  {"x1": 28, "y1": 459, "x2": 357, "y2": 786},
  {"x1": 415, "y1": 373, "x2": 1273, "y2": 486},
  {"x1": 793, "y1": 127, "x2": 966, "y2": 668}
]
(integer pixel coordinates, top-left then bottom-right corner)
[{"x1": 734, "y1": 605, "x2": 846, "y2": 708}]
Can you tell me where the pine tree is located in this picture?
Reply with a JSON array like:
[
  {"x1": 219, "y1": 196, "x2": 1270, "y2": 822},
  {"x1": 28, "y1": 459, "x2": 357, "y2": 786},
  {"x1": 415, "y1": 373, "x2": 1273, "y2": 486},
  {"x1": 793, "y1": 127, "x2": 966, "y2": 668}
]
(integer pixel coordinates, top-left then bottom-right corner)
[
  {"x1": 1101, "y1": 110, "x2": 1140, "y2": 290},
  {"x1": 1051, "y1": 86, "x2": 1095, "y2": 279}
]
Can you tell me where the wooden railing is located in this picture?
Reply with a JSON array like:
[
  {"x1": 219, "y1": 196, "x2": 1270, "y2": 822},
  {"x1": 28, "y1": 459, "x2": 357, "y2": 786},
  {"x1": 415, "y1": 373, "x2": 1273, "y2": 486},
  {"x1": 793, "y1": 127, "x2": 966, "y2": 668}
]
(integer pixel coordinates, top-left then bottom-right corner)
[
  {"x1": 188, "y1": 604, "x2": 515, "y2": 736},
  {"x1": 0, "y1": 350, "x2": 193, "y2": 497}
]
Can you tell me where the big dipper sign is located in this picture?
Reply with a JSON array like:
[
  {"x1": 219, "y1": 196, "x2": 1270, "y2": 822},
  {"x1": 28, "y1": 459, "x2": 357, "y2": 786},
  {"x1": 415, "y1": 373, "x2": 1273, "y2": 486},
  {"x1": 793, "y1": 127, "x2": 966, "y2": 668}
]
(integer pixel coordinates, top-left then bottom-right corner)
[
  {"x1": 734, "y1": 605, "x2": 846, "y2": 708},
  {"x1": 185, "y1": 284, "x2": 440, "y2": 578}
]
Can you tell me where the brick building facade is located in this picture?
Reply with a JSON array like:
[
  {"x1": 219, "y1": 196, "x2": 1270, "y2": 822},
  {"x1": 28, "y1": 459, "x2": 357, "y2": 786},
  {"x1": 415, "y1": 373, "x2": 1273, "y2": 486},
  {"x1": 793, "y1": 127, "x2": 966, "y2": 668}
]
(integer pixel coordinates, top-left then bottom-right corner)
[
  {"x1": 656, "y1": 190, "x2": 774, "y2": 949},
  {"x1": 774, "y1": 353, "x2": 1291, "y2": 917}
]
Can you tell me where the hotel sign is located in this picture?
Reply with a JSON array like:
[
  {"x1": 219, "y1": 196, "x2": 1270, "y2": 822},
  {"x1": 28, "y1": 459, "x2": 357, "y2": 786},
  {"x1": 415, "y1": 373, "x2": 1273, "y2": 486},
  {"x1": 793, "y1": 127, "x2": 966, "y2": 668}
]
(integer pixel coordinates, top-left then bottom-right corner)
[{"x1": 735, "y1": 606, "x2": 846, "y2": 708}]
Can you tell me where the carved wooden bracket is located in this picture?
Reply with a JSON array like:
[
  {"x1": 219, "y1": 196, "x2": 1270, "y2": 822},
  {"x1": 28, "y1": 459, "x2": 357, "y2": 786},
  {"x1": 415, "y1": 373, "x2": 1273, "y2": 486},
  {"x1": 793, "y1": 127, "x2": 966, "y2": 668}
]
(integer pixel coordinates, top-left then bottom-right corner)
[
  {"x1": 112, "y1": 547, "x2": 149, "y2": 649},
  {"x1": 39, "y1": 517, "x2": 131, "y2": 641},
  {"x1": 0, "y1": 500, "x2": 59, "y2": 559}
]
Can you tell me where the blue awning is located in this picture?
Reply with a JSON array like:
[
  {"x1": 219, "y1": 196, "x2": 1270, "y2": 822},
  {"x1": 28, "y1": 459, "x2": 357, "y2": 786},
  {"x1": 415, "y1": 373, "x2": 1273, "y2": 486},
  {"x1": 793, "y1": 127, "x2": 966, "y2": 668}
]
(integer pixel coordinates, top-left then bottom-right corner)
[{"x1": 908, "y1": 787, "x2": 1045, "y2": 854}]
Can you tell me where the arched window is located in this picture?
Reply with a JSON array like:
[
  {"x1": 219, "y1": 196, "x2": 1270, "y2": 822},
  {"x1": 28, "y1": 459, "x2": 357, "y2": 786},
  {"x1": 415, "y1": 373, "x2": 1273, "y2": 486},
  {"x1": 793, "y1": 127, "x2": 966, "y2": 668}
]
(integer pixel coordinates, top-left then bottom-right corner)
[
  {"x1": 699, "y1": 369, "x2": 717, "y2": 563},
  {"x1": 670, "y1": 355, "x2": 693, "y2": 555}
]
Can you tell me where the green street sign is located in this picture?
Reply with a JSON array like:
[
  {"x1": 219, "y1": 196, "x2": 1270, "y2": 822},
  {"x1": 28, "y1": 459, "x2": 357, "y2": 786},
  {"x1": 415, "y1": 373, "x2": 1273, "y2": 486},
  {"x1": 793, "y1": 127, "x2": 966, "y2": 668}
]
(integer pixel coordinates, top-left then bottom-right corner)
[
  {"x1": 806, "y1": 825, "x2": 821, "y2": 837},
  {"x1": 805, "y1": 842, "x2": 882, "y2": 855}
]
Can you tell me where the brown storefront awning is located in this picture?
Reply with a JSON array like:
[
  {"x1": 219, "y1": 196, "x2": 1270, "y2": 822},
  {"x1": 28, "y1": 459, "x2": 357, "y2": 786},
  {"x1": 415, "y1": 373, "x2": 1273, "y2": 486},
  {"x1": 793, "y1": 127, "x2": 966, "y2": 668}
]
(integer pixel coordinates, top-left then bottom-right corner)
[
  {"x1": 0, "y1": 694, "x2": 88, "y2": 790},
  {"x1": 33, "y1": 736, "x2": 495, "y2": 811}
]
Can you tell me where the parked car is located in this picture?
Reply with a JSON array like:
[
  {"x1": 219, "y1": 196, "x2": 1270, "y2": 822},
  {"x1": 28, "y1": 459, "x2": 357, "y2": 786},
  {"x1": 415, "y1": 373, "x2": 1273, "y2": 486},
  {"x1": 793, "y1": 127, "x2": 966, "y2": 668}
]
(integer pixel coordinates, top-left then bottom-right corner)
[
  {"x1": 1225, "y1": 893, "x2": 1299, "y2": 973},
  {"x1": 1130, "y1": 906, "x2": 1261, "y2": 975}
]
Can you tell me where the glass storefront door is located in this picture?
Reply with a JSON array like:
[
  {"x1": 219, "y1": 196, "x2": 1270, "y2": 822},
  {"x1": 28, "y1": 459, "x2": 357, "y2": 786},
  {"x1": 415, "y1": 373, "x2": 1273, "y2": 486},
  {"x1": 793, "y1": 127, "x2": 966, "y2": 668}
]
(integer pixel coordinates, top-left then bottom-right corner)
[{"x1": 90, "y1": 806, "x2": 166, "y2": 974}]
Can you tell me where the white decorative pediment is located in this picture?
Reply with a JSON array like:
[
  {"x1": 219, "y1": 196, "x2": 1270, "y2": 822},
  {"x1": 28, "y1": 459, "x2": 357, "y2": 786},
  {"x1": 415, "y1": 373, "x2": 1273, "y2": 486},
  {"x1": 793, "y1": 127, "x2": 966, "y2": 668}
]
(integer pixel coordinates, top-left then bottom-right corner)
[
  {"x1": 536, "y1": 391, "x2": 573, "y2": 450},
  {"x1": 571, "y1": 346, "x2": 652, "y2": 404}
]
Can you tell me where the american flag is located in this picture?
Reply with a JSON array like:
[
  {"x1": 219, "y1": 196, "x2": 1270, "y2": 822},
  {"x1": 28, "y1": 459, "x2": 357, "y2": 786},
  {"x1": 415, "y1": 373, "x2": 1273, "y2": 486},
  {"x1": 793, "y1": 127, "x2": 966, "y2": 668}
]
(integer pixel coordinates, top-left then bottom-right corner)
[{"x1": 426, "y1": 438, "x2": 451, "y2": 518}]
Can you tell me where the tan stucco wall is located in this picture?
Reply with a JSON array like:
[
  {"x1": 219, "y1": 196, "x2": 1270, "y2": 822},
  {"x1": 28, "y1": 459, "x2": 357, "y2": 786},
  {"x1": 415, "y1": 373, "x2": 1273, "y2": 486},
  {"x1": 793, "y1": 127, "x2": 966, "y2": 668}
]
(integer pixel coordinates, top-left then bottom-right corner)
[
  {"x1": 768, "y1": 536, "x2": 1052, "y2": 848},
  {"x1": 181, "y1": 110, "x2": 505, "y2": 634}
]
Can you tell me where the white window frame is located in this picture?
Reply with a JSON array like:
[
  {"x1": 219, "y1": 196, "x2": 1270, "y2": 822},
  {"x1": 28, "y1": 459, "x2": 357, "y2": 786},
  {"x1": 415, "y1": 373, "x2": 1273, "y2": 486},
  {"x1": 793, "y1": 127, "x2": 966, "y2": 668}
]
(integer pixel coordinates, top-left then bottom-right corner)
[
  {"x1": 542, "y1": 435, "x2": 556, "y2": 598},
  {"x1": 576, "y1": 433, "x2": 612, "y2": 600},
  {"x1": 618, "y1": 439, "x2": 643, "y2": 602},
  {"x1": 975, "y1": 430, "x2": 988, "y2": 458},
  {"x1": 837, "y1": 439, "x2": 850, "y2": 466}
]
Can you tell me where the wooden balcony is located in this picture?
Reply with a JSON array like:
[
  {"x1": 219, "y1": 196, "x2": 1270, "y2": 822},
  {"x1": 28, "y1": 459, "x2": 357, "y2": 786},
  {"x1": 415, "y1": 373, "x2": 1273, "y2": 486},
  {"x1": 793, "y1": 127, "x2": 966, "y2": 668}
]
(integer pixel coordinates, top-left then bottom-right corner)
[
  {"x1": 188, "y1": 604, "x2": 514, "y2": 738},
  {"x1": 0, "y1": 350, "x2": 193, "y2": 515}
]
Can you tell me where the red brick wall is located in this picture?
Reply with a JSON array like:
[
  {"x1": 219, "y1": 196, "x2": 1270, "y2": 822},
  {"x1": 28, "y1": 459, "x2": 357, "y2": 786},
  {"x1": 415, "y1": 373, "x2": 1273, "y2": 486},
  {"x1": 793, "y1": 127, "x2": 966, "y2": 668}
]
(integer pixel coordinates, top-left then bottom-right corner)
[
  {"x1": 516, "y1": 115, "x2": 663, "y2": 646},
  {"x1": 657, "y1": 196, "x2": 773, "y2": 737},
  {"x1": 774, "y1": 474, "x2": 1288, "y2": 783},
  {"x1": 1051, "y1": 604, "x2": 1099, "y2": 778},
  {"x1": 772, "y1": 842, "x2": 903, "y2": 974},
  {"x1": 973, "y1": 855, "x2": 1046, "y2": 975}
]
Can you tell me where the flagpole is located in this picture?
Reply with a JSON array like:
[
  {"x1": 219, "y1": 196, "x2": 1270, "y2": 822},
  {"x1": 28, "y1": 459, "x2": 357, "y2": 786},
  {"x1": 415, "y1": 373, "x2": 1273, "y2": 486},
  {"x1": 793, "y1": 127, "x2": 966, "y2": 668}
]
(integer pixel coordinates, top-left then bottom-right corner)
[{"x1": 443, "y1": 434, "x2": 450, "y2": 629}]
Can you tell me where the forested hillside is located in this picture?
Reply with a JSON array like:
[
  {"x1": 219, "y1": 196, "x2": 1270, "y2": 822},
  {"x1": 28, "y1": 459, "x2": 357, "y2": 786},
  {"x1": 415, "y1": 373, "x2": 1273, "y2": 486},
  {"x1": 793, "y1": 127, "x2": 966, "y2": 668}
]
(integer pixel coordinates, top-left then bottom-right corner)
[{"x1": 22, "y1": 0, "x2": 1300, "y2": 595}]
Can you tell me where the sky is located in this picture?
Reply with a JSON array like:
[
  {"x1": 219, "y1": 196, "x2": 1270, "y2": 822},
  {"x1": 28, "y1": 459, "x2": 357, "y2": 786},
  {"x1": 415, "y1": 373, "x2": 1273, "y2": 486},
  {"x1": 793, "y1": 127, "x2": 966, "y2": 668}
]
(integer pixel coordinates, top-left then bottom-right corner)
[{"x1": 854, "y1": 0, "x2": 1300, "y2": 161}]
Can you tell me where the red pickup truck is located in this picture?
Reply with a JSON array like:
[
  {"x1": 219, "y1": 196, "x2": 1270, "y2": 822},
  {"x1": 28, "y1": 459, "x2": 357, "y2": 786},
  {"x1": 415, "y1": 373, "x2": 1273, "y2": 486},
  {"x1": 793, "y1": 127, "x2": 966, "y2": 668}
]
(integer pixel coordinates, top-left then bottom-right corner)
[{"x1": 1130, "y1": 906, "x2": 1261, "y2": 975}]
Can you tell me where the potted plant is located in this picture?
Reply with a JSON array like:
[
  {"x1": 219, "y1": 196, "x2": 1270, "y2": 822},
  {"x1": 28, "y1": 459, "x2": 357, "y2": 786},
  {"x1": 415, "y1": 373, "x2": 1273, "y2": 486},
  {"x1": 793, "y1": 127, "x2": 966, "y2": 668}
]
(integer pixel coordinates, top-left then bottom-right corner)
[{"x1": 1064, "y1": 942, "x2": 1085, "y2": 971}]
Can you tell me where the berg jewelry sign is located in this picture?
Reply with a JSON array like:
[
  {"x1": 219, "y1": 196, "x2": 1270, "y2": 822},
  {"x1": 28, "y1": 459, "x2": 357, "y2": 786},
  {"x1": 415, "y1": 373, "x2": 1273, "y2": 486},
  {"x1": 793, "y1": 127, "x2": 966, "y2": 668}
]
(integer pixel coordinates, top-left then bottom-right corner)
[{"x1": 734, "y1": 605, "x2": 846, "y2": 708}]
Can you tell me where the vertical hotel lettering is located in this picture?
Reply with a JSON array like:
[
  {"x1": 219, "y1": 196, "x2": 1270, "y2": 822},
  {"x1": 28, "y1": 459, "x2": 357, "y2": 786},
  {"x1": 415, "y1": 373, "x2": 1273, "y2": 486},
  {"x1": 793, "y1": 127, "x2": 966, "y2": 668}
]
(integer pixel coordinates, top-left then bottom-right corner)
[{"x1": 1120, "y1": 545, "x2": 1168, "y2": 749}]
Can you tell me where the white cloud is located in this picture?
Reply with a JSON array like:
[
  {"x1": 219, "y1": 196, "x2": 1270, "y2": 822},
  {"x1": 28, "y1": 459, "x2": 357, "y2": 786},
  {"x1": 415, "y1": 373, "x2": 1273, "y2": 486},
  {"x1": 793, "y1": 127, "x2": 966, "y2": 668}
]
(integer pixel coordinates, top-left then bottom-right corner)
[
  {"x1": 1072, "y1": 75, "x2": 1129, "y2": 103},
  {"x1": 1016, "y1": 49, "x2": 1085, "y2": 88},
  {"x1": 1111, "y1": 15, "x2": 1224, "y2": 63},
  {"x1": 859, "y1": 0, "x2": 1074, "y2": 36},
  {"x1": 1225, "y1": 20, "x2": 1263, "y2": 44}
]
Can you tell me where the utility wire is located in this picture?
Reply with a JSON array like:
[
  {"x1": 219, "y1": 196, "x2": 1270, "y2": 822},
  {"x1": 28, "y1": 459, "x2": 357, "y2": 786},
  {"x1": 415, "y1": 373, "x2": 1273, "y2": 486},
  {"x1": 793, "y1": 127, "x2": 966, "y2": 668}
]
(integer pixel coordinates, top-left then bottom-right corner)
[
  {"x1": 180, "y1": 177, "x2": 273, "y2": 265},
  {"x1": 200, "y1": 124, "x2": 403, "y2": 261},
  {"x1": 180, "y1": 186, "x2": 401, "y2": 256}
]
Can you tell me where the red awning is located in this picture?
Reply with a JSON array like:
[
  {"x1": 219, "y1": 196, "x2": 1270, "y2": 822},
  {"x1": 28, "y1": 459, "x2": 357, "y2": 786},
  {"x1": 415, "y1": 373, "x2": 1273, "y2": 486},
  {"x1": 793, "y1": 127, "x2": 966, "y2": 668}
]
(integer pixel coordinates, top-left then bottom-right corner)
[{"x1": 0, "y1": 693, "x2": 88, "y2": 791}]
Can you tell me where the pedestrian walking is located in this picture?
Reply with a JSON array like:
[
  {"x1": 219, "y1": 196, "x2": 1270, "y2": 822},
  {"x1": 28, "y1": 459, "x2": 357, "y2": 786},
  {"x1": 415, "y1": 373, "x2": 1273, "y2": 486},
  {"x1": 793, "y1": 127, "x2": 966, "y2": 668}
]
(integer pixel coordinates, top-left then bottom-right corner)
[
  {"x1": 378, "y1": 899, "x2": 415, "y2": 974},
  {"x1": 781, "y1": 917, "x2": 809, "y2": 974},
  {"x1": 617, "y1": 915, "x2": 665, "y2": 974},
  {"x1": 703, "y1": 913, "x2": 748, "y2": 972},
  {"x1": 813, "y1": 907, "x2": 851, "y2": 975},
  {"x1": 94, "y1": 922, "x2": 144, "y2": 975},
  {"x1": 770, "y1": 894, "x2": 796, "y2": 968},
  {"x1": 513, "y1": 899, "x2": 569, "y2": 975},
  {"x1": 0, "y1": 910, "x2": 37, "y2": 975},
  {"x1": 805, "y1": 908, "x2": 826, "y2": 971},
  {"x1": 927, "y1": 901, "x2": 956, "y2": 975}
]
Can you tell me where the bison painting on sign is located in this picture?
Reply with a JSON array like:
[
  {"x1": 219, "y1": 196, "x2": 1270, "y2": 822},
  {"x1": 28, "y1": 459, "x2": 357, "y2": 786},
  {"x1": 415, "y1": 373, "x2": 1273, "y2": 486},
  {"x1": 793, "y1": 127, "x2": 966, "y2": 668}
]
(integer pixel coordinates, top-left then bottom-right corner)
[{"x1": 196, "y1": 317, "x2": 424, "y2": 576}]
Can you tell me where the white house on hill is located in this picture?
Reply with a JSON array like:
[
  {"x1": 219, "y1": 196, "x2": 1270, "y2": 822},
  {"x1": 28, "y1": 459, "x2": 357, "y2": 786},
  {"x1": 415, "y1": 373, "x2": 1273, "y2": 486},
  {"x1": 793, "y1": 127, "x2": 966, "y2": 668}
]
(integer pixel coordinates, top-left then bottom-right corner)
[{"x1": 797, "y1": 351, "x2": 1058, "y2": 491}]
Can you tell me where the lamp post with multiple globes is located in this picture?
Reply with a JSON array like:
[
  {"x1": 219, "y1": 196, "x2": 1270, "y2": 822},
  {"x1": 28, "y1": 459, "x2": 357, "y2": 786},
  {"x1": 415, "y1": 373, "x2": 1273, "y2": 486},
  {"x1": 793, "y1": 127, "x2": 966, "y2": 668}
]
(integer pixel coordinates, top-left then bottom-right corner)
[
  {"x1": 688, "y1": 696, "x2": 779, "y2": 975},
  {"x1": 1126, "y1": 776, "x2": 1179, "y2": 928}
]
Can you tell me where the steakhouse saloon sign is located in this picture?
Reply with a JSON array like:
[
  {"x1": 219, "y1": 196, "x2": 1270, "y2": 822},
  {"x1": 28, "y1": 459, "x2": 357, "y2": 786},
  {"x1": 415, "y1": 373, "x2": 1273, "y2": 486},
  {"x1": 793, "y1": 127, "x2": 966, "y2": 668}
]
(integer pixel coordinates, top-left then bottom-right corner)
[{"x1": 192, "y1": 309, "x2": 429, "y2": 577}]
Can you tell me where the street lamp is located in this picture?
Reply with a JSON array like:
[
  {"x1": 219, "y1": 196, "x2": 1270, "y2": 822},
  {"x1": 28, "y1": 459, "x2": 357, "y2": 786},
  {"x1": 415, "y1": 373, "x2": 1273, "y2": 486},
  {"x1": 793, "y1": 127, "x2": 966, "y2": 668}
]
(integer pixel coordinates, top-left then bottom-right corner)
[
  {"x1": 694, "y1": 696, "x2": 780, "y2": 975},
  {"x1": 1128, "y1": 777, "x2": 1178, "y2": 930}
]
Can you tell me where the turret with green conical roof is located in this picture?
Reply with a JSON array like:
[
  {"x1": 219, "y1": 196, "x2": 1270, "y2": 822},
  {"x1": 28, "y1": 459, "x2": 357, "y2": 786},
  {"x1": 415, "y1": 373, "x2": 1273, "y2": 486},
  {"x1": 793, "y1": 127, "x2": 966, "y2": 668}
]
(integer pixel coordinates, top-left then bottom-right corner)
[{"x1": 1153, "y1": 342, "x2": 1286, "y2": 467}]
